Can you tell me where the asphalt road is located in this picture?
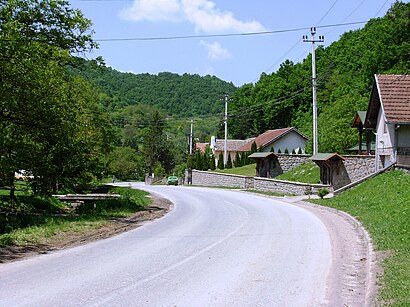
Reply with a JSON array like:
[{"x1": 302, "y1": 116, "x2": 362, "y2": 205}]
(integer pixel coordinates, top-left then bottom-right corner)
[{"x1": 0, "y1": 184, "x2": 333, "y2": 306}]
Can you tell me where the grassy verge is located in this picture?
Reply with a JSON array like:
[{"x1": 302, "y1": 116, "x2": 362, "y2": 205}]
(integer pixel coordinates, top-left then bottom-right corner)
[
  {"x1": 213, "y1": 164, "x2": 256, "y2": 176},
  {"x1": 312, "y1": 170, "x2": 410, "y2": 305},
  {"x1": 276, "y1": 161, "x2": 320, "y2": 184},
  {"x1": 0, "y1": 187, "x2": 150, "y2": 247},
  {"x1": 244, "y1": 189, "x2": 295, "y2": 197}
]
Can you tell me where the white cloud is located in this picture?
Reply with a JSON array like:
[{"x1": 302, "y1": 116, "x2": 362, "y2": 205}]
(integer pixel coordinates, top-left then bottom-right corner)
[
  {"x1": 120, "y1": 0, "x2": 182, "y2": 22},
  {"x1": 200, "y1": 40, "x2": 231, "y2": 60},
  {"x1": 181, "y1": 0, "x2": 266, "y2": 33},
  {"x1": 121, "y1": 0, "x2": 266, "y2": 33}
]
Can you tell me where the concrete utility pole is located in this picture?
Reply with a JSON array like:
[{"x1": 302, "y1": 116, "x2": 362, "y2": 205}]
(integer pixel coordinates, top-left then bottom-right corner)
[
  {"x1": 188, "y1": 119, "x2": 193, "y2": 155},
  {"x1": 224, "y1": 93, "x2": 228, "y2": 167},
  {"x1": 303, "y1": 27, "x2": 324, "y2": 155}
]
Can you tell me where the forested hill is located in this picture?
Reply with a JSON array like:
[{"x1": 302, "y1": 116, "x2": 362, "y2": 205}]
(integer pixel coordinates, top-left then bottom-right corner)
[
  {"x1": 71, "y1": 63, "x2": 237, "y2": 117},
  {"x1": 224, "y1": 1, "x2": 409, "y2": 153}
]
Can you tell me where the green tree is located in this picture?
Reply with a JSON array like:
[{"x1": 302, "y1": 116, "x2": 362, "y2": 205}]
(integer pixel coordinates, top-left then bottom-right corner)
[
  {"x1": 202, "y1": 152, "x2": 210, "y2": 171},
  {"x1": 251, "y1": 142, "x2": 257, "y2": 154},
  {"x1": 0, "y1": 0, "x2": 111, "y2": 195},
  {"x1": 210, "y1": 155, "x2": 216, "y2": 170},
  {"x1": 217, "y1": 153, "x2": 224, "y2": 170},
  {"x1": 226, "y1": 155, "x2": 233, "y2": 169},
  {"x1": 107, "y1": 147, "x2": 143, "y2": 181},
  {"x1": 234, "y1": 152, "x2": 241, "y2": 167},
  {"x1": 195, "y1": 151, "x2": 203, "y2": 170},
  {"x1": 141, "y1": 109, "x2": 173, "y2": 174}
]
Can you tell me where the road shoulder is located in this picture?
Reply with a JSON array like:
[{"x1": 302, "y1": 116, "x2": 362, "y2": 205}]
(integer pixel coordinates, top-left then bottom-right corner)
[{"x1": 283, "y1": 198, "x2": 378, "y2": 306}]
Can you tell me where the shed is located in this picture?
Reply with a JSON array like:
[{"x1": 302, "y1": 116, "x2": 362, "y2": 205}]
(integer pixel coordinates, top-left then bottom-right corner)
[
  {"x1": 311, "y1": 153, "x2": 347, "y2": 189},
  {"x1": 248, "y1": 152, "x2": 278, "y2": 178}
]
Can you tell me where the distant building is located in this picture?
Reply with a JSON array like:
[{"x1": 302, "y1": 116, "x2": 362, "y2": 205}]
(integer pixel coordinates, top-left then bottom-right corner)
[
  {"x1": 237, "y1": 127, "x2": 307, "y2": 154},
  {"x1": 195, "y1": 127, "x2": 308, "y2": 167},
  {"x1": 364, "y1": 74, "x2": 410, "y2": 169}
]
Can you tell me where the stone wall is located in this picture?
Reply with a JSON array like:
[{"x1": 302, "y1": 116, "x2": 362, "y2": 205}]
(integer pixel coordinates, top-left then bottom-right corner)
[
  {"x1": 253, "y1": 177, "x2": 330, "y2": 195},
  {"x1": 188, "y1": 170, "x2": 252, "y2": 189},
  {"x1": 188, "y1": 170, "x2": 330, "y2": 196},
  {"x1": 342, "y1": 155, "x2": 377, "y2": 183},
  {"x1": 188, "y1": 155, "x2": 379, "y2": 194},
  {"x1": 276, "y1": 154, "x2": 311, "y2": 173}
]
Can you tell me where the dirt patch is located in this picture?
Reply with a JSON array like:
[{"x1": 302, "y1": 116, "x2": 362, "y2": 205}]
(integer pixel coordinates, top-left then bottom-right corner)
[{"x1": 0, "y1": 193, "x2": 172, "y2": 264}]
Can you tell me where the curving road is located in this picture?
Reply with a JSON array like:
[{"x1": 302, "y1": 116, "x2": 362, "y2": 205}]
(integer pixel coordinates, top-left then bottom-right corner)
[{"x1": 0, "y1": 184, "x2": 334, "y2": 306}]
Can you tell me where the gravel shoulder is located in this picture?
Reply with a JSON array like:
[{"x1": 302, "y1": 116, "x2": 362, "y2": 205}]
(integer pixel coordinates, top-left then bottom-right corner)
[
  {"x1": 278, "y1": 196, "x2": 379, "y2": 307},
  {"x1": 0, "y1": 193, "x2": 172, "y2": 264}
]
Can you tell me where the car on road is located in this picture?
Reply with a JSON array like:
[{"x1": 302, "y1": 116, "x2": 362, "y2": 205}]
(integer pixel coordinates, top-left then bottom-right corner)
[{"x1": 167, "y1": 175, "x2": 179, "y2": 186}]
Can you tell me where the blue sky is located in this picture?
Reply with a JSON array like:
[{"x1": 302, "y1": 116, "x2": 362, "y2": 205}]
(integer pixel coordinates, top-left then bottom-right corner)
[{"x1": 69, "y1": 0, "x2": 403, "y2": 86}]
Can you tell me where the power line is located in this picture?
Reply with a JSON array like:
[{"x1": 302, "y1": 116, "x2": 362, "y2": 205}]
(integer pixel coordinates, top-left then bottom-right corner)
[
  {"x1": 374, "y1": 0, "x2": 390, "y2": 17},
  {"x1": 94, "y1": 21, "x2": 368, "y2": 42},
  {"x1": 315, "y1": 0, "x2": 340, "y2": 26}
]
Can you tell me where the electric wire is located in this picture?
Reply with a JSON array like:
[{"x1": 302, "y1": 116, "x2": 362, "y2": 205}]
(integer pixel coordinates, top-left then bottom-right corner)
[{"x1": 94, "y1": 21, "x2": 368, "y2": 42}]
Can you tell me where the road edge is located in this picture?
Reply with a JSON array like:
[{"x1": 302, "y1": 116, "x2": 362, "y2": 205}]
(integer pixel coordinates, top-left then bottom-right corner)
[{"x1": 291, "y1": 200, "x2": 378, "y2": 306}]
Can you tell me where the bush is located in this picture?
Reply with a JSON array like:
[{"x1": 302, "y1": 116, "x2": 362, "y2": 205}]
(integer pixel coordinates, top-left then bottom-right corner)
[{"x1": 317, "y1": 188, "x2": 329, "y2": 199}]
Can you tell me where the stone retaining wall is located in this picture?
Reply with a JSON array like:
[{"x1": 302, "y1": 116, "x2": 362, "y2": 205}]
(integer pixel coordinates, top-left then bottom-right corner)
[
  {"x1": 253, "y1": 177, "x2": 330, "y2": 195},
  {"x1": 276, "y1": 154, "x2": 311, "y2": 173},
  {"x1": 188, "y1": 170, "x2": 252, "y2": 189},
  {"x1": 188, "y1": 170, "x2": 331, "y2": 196},
  {"x1": 187, "y1": 155, "x2": 379, "y2": 194},
  {"x1": 342, "y1": 155, "x2": 377, "y2": 183}
]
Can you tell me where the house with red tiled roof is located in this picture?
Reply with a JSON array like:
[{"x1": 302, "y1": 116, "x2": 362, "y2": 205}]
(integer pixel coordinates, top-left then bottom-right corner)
[
  {"x1": 364, "y1": 74, "x2": 410, "y2": 169},
  {"x1": 195, "y1": 127, "x2": 308, "y2": 167},
  {"x1": 238, "y1": 127, "x2": 308, "y2": 154}
]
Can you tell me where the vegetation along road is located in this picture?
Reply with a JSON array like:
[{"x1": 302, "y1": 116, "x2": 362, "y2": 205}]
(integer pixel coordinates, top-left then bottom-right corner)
[{"x1": 0, "y1": 183, "x2": 374, "y2": 306}]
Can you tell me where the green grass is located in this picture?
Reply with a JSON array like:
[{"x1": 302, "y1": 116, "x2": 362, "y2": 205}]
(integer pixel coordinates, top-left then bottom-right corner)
[
  {"x1": 212, "y1": 162, "x2": 320, "y2": 184},
  {"x1": 0, "y1": 187, "x2": 150, "y2": 247},
  {"x1": 245, "y1": 189, "x2": 295, "y2": 197},
  {"x1": 213, "y1": 163, "x2": 256, "y2": 176},
  {"x1": 313, "y1": 170, "x2": 410, "y2": 305},
  {"x1": 0, "y1": 180, "x2": 31, "y2": 196},
  {"x1": 276, "y1": 161, "x2": 320, "y2": 184}
]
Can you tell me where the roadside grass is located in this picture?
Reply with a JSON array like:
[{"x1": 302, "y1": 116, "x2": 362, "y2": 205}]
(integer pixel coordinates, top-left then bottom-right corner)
[
  {"x1": 244, "y1": 189, "x2": 295, "y2": 197},
  {"x1": 312, "y1": 170, "x2": 410, "y2": 305},
  {"x1": 0, "y1": 187, "x2": 150, "y2": 247},
  {"x1": 213, "y1": 164, "x2": 256, "y2": 176},
  {"x1": 276, "y1": 161, "x2": 320, "y2": 184}
]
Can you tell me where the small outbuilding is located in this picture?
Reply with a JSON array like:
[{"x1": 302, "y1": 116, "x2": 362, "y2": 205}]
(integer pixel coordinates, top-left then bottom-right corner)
[
  {"x1": 248, "y1": 152, "x2": 279, "y2": 178},
  {"x1": 311, "y1": 153, "x2": 347, "y2": 189}
]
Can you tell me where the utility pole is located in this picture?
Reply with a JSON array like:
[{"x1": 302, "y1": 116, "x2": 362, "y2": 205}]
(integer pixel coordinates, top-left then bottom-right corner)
[
  {"x1": 188, "y1": 119, "x2": 193, "y2": 155},
  {"x1": 303, "y1": 27, "x2": 324, "y2": 155},
  {"x1": 224, "y1": 93, "x2": 228, "y2": 167}
]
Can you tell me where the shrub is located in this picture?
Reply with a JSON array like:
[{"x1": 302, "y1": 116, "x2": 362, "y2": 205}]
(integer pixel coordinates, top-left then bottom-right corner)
[{"x1": 318, "y1": 188, "x2": 329, "y2": 199}]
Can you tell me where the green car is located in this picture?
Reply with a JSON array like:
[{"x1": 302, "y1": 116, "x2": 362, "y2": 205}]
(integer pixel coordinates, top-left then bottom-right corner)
[{"x1": 167, "y1": 175, "x2": 179, "y2": 186}]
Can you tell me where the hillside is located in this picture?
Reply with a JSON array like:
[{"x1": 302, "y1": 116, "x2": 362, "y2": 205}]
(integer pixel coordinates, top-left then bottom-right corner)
[
  {"x1": 70, "y1": 62, "x2": 237, "y2": 118},
  {"x1": 224, "y1": 2, "x2": 410, "y2": 153}
]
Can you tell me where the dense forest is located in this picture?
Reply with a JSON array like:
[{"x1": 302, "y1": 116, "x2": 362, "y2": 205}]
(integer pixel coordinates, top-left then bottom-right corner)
[
  {"x1": 223, "y1": 1, "x2": 409, "y2": 153},
  {"x1": 70, "y1": 63, "x2": 237, "y2": 118}
]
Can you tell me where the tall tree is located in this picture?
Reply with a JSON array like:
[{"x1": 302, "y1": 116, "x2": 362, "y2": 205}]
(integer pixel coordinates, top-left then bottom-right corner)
[{"x1": 0, "y1": 0, "x2": 113, "y2": 195}]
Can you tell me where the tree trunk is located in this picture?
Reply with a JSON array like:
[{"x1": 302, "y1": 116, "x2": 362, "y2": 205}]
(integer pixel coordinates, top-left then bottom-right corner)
[{"x1": 9, "y1": 171, "x2": 15, "y2": 199}]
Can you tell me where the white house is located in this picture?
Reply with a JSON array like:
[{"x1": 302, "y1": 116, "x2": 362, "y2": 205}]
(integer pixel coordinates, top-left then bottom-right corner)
[
  {"x1": 364, "y1": 74, "x2": 410, "y2": 170},
  {"x1": 237, "y1": 127, "x2": 308, "y2": 154}
]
